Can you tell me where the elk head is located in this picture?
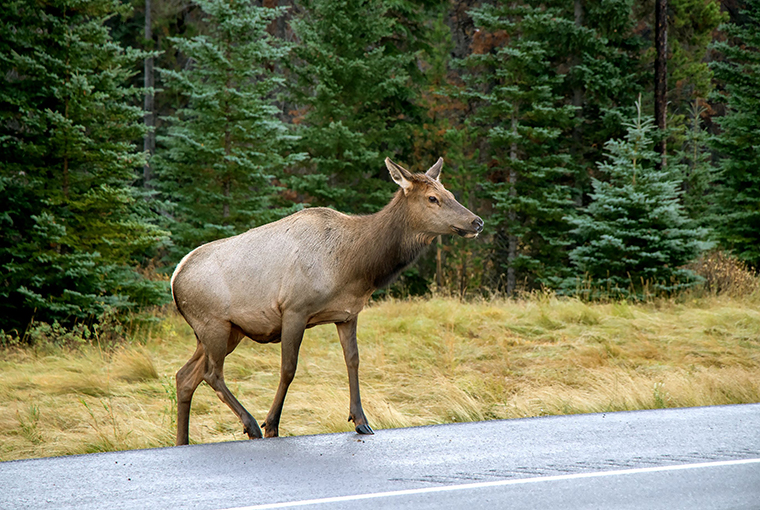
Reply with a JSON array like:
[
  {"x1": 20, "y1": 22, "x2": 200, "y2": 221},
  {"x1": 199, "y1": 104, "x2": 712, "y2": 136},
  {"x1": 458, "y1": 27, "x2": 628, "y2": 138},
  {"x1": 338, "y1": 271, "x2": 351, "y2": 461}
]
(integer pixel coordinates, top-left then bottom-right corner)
[{"x1": 385, "y1": 157, "x2": 484, "y2": 240}]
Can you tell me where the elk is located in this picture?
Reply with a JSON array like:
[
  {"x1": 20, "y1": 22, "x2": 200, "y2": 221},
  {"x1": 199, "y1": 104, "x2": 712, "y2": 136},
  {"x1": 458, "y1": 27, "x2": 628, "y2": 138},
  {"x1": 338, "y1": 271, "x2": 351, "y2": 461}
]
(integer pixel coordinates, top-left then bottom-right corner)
[{"x1": 170, "y1": 157, "x2": 483, "y2": 445}]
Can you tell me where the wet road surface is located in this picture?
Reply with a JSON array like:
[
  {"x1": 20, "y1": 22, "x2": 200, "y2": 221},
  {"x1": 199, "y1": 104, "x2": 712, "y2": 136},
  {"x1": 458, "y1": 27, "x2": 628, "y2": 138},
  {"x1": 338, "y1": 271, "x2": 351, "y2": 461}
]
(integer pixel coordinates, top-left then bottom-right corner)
[{"x1": 1, "y1": 404, "x2": 758, "y2": 509}]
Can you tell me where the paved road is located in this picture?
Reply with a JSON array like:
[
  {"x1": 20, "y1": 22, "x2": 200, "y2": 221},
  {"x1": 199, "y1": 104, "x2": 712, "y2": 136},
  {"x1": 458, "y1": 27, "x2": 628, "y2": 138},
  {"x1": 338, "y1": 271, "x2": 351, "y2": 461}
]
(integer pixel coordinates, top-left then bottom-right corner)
[{"x1": 1, "y1": 404, "x2": 758, "y2": 509}]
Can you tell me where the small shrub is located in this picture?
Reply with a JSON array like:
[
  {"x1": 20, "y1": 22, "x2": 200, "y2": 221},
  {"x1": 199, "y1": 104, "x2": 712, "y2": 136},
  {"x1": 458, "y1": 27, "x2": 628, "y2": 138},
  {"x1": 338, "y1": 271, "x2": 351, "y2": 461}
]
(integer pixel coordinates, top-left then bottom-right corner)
[
  {"x1": 1, "y1": 307, "x2": 128, "y2": 349},
  {"x1": 687, "y1": 251, "x2": 759, "y2": 296},
  {"x1": 22, "y1": 321, "x2": 92, "y2": 348}
]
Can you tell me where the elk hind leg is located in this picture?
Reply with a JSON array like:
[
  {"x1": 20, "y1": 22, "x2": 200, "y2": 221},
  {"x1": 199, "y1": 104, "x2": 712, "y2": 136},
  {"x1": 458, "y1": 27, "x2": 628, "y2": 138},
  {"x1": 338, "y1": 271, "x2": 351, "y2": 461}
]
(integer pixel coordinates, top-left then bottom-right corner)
[
  {"x1": 176, "y1": 340, "x2": 206, "y2": 446},
  {"x1": 202, "y1": 323, "x2": 263, "y2": 440}
]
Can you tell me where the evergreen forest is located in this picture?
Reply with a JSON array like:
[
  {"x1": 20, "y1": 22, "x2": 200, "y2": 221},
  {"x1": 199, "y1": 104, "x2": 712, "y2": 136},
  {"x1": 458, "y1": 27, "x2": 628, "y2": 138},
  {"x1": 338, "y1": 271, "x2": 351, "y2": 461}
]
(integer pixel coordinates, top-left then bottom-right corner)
[{"x1": 2, "y1": 0, "x2": 760, "y2": 339}]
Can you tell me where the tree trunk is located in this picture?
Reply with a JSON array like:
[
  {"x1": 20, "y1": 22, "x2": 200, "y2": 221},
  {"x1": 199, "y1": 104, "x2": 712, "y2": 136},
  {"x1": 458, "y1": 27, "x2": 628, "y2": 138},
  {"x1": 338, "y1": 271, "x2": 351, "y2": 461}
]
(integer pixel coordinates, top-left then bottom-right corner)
[
  {"x1": 223, "y1": 178, "x2": 231, "y2": 219},
  {"x1": 654, "y1": 0, "x2": 668, "y2": 168},
  {"x1": 572, "y1": 0, "x2": 585, "y2": 207},
  {"x1": 63, "y1": 18, "x2": 70, "y2": 201},
  {"x1": 269, "y1": 0, "x2": 298, "y2": 125},
  {"x1": 574, "y1": 0, "x2": 583, "y2": 25},
  {"x1": 436, "y1": 235, "x2": 444, "y2": 290},
  {"x1": 223, "y1": 128, "x2": 231, "y2": 219},
  {"x1": 63, "y1": 99, "x2": 69, "y2": 199},
  {"x1": 62, "y1": 156, "x2": 69, "y2": 199},
  {"x1": 507, "y1": 106, "x2": 518, "y2": 297},
  {"x1": 446, "y1": 0, "x2": 480, "y2": 60},
  {"x1": 459, "y1": 251, "x2": 468, "y2": 299},
  {"x1": 572, "y1": 0, "x2": 584, "y2": 152},
  {"x1": 143, "y1": 0, "x2": 155, "y2": 188}
]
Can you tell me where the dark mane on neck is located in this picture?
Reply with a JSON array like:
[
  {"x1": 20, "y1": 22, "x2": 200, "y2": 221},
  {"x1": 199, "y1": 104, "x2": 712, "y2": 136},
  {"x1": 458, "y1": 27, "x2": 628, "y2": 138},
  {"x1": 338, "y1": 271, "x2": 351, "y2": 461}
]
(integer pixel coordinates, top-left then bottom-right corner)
[{"x1": 351, "y1": 189, "x2": 432, "y2": 290}]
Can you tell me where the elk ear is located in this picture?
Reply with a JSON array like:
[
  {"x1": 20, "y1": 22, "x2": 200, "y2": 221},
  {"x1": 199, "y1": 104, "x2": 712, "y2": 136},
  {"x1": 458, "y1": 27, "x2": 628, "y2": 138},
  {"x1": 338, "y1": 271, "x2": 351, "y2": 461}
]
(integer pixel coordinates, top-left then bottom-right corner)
[
  {"x1": 425, "y1": 157, "x2": 443, "y2": 182},
  {"x1": 385, "y1": 158, "x2": 414, "y2": 195}
]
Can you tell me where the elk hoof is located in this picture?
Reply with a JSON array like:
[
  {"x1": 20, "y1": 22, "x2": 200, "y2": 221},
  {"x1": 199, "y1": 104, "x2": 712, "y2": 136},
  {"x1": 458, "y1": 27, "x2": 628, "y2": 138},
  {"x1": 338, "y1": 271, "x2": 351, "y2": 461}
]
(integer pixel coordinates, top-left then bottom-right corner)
[
  {"x1": 355, "y1": 423, "x2": 374, "y2": 435},
  {"x1": 242, "y1": 418, "x2": 263, "y2": 439},
  {"x1": 262, "y1": 421, "x2": 279, "y2": 438},
  {"x1": 243, "y1": 425, "x2": 263, "y2": 439}
]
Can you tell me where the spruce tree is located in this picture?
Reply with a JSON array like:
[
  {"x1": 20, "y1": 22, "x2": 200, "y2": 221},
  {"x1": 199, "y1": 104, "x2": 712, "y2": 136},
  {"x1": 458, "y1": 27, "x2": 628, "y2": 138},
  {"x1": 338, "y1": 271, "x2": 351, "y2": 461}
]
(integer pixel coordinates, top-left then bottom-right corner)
[
  {"x1": 0, "y1": 0, "x2": 169, "y2": 335},
  {"x1": 655, "y1": 0, "x2": 724, "y2": 171},
  {"x1": 461, "y1": 2, "x2": 576, "y2": 294},
  {"x1": 545, "y1": 0, "x2": 721, "y2": 203},
  {"x1": 287, "y1": 0, "x2": 421, "y2": 214},
  {"x1": 675, "y1": 100, "x2": 715, "y2": 224},
  {"x1": 551, "y1": 0, "x2": 647, "y2": 202},
  {"x1": 667, "y1": 0, "x2": 725, "y2": 108},
  {"x1": 709, "y1": 0, "x2": 760, "y2": 267},
  {"x1": 154, "y1": 0, "x2": 303, "y2": 259},
  {"x1": 566, "y1": 100, "x2": 704, "y2": 299}
]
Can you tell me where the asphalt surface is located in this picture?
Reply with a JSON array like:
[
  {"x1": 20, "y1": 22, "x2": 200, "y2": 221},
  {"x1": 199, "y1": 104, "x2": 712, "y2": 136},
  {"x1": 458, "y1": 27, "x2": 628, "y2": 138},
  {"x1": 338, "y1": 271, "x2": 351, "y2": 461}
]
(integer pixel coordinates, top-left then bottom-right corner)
[{"x1": 0, "y1": 404, "x2": 758, "y2": 509}]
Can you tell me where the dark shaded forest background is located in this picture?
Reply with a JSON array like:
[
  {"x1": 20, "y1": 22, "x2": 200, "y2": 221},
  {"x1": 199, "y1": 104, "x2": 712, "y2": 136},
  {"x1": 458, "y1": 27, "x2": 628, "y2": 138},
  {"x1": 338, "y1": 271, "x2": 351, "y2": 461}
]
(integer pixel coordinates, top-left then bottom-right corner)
[{"x1": 2, "y1": 0, "x2": 760, "y2": 339}]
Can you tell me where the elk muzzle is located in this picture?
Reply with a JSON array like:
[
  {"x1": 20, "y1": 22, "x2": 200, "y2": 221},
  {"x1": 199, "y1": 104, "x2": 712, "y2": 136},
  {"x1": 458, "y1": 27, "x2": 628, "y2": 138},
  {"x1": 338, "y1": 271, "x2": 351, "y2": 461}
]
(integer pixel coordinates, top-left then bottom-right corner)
[{"x1": 453, "y1": 216, "x2": 484, "y2": 238}]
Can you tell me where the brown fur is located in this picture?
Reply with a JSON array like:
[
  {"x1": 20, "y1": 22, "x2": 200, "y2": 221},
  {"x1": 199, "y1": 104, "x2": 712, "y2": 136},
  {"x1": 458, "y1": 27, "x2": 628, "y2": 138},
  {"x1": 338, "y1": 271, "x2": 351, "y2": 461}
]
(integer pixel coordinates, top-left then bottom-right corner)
[{"x1": 349, "y1": 190, "x2": 434, "y2": 289}]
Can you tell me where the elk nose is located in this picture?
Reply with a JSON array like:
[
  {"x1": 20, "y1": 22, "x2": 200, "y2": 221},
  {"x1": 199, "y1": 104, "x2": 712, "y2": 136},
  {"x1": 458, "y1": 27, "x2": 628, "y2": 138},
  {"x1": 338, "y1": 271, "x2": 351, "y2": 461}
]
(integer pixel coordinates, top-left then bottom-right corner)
[{"x1": 472, "y1": 216, "x2": 484, "y2": 233}]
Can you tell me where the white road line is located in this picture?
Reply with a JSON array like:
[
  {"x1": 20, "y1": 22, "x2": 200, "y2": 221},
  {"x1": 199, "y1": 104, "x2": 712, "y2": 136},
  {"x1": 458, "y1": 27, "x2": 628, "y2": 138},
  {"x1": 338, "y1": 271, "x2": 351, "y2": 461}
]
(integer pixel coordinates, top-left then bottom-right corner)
[{"x1": 219, "y1": 458, "x2": 760, "y2": 510}]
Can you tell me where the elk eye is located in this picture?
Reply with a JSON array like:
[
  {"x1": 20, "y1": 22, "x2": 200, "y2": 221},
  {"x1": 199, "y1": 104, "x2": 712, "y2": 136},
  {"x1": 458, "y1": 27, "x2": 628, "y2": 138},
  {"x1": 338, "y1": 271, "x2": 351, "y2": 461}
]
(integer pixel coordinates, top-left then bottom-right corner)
[{"x1": 428, "y1": 196, "x2": 439, "y2": 204}]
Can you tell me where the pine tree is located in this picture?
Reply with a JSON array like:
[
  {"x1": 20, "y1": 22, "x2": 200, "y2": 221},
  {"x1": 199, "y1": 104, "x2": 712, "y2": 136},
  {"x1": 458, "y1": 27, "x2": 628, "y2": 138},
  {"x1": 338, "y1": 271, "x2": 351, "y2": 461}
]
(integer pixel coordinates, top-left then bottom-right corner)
[
  {"x1": 154, "y1": 0, "x2": 304, "y2": 259},
  {"x1": 565, "y1": 100, "x2": 704, "y2": 299},
  {"x1": 408, "y1": 9, "x2": 488, "y2": 295},
  {"x1": 667, "y1": 0, "x2": 725, "y2": 108},
  {"x1": 287, "y1": 0, "x2": 421, "y2": 214},
  {"x1": 462, "y1": 2, "x2": 576, "y2": 294},
  {"x1": 675, "y1": 100, "x2": 715, "y2": 224},
  {"x1": 554, "y1": 0, "x2": 647, "y2": 201},
  {"x1": 551, "y1": 0, "x2": 722, "y2": 200},
  {"x1": 0, "y1": 0, "x2": 169, "y2": 335},
  {"x1": 709, "y1": 0, "x2": 760, "y2": 267},
  {"x1": 657, "y1": 0, "x2": 724, "y2": 171}
]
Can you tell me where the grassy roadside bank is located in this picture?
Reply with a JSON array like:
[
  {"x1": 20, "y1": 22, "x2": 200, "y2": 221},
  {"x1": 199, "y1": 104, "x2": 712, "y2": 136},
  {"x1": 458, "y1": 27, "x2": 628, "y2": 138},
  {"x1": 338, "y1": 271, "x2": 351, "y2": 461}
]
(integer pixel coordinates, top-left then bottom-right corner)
[{"x1": 1, "y1": 294, "x2": 759, "y2": 462}]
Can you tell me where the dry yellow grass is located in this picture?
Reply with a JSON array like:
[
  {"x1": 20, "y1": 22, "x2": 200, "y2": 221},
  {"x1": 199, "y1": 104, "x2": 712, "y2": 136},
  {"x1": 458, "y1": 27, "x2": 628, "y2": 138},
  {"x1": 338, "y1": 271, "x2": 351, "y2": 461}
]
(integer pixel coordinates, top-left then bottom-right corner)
[{"x1": 1, "y1": 294, "x2": 759, "y2": 461}]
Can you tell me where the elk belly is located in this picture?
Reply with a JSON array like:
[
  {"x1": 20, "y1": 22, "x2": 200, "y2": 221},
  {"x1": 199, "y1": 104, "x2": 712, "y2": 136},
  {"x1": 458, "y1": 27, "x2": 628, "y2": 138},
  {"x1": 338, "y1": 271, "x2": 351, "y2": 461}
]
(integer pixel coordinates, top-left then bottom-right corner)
[{"x1": 307, "y1": 309, "x2": 357, "y2": 327}]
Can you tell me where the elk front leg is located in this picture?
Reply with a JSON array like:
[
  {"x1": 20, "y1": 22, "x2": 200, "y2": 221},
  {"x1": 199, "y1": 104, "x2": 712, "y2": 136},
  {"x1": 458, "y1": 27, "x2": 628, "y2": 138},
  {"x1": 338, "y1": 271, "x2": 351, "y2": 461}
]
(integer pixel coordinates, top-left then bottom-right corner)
[
  {"x1": 336, "y1": 318, "x2": 373, "y2": 435},
  {"x1": 262, "y1": 313, "x2": 307, "y2": 438}
]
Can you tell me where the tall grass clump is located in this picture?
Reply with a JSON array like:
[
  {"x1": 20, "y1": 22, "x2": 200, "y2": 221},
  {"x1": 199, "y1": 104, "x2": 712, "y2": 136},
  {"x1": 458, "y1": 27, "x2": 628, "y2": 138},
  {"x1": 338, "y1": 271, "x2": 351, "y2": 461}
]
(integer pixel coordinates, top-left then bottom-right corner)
[{"x1": 112, "y1": 348, "x2": 160, "y2": 383}]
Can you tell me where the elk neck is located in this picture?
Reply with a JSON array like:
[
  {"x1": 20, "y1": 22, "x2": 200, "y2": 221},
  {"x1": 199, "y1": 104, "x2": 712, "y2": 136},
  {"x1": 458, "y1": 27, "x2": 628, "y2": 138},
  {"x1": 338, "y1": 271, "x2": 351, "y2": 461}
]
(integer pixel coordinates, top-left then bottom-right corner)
[{"x1": 350, "y1": 191, "x2": 433, "y2": 290}]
